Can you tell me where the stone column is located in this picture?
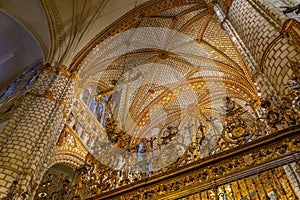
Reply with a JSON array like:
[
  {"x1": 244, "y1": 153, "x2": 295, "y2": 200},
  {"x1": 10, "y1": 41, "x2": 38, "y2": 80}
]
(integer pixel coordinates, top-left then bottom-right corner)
[
  {"x1": 0, "y1": 64, "x2": 75, "y2": 198},
  {"x1": 215, "y1": 0, "x2": 300, "y2": 94}
]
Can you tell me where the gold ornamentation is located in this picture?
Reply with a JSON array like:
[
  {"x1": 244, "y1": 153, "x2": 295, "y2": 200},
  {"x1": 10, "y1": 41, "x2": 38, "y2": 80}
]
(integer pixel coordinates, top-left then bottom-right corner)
[
  {"x1": 53, "y1": 125, "x2": 88, "y2": 159},
  {"x1": 221, "y1": 97, "x2": 255, "y2": 146},
  {"x1": 3, "y1": 180, "x2": 29, "y2": 200},
  {"x1": 158, "y1": 50, "x2": 170, "y2": 59},
  {"x1": 105, "y1": 116, "x2": 156, "y2": 152},
  {"x1": 92, "y1": 125, "x2": 300, "y2": 199},
  {"x1": 40, "y1": 63, "x2": 77, "y2": 79},
  {"x1": 160, "y1": 126, "x2": 178, "y2": 146}
]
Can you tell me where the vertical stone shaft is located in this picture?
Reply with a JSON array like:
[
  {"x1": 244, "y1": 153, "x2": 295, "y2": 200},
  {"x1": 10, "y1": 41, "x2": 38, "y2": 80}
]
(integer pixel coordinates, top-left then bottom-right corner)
[{"x1": 0, "y1": 65, "x2": 74, "y2": 198}]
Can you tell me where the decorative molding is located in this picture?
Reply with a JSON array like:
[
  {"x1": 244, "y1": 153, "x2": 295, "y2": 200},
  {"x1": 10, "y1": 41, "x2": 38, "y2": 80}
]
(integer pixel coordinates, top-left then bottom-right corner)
[
  {"x1": 0, "y1": 165, "x2": 33, "y2": 177},
  {"x1": 90, "y1": 125, "x2": 300, "y2": 200},
  {"x1": 219, "y1": 0, "x2": 234, "y2": 28},
  {"x1": 40, "y1": 63, "x2": 77, "y2": 79},
  {"x1": 53, "y1": 125, "x2": 88, "y2": 160},
  {"x1": 285, "y1": 19, "x2": 300, "y2": 52}
]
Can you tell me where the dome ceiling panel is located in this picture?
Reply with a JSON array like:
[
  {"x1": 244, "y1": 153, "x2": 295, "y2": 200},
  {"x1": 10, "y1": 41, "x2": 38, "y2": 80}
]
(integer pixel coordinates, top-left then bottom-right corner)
[
  {"x1": 41, "y1": 0, "x2": 149, "y2": 66},
  {"x1": 173, "y1": 8, "x2": 211, "y2": 33},
  {"x1": 172, "y1": 7, "x2": 208, "y2": 30},
  {"x1": 77, "y1": 2, "x2": 258, "y2": 124},
  {"x1": 74, "y1": 0, "x2": 260, "y2": 174}
]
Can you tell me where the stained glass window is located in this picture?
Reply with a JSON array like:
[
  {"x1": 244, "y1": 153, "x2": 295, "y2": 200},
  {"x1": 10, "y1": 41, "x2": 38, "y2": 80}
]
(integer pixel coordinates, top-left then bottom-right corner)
[
  {"x1": 96, "y1": 103, "x2": 105, "y2": 123},
  {"x1": 0, "y1": 62, "x2": 41, "y2": 104}
]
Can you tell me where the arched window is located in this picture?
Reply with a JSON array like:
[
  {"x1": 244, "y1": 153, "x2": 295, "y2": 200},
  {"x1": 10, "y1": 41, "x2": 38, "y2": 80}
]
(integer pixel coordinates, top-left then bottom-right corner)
[
  {"x1": 24, "y1": 63, "x2": 40, "y2": 90},
  {"x1": 0, "y1": 62, "x2": 41, "y2": 104}
]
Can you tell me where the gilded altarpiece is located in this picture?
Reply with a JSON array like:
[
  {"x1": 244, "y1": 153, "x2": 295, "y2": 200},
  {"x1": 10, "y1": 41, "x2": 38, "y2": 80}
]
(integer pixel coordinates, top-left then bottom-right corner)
[{"x1": 88, "y1": 125, "x2": 299, "y2": 200}]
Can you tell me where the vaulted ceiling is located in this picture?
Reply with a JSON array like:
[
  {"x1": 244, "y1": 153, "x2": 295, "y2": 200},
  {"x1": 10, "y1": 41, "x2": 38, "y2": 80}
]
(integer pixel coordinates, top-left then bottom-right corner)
[
  {"x1": 0, "y1": 0, "x2": 147, "y2": 90},
  {"x1": 73, "y1": 0, "x2": 258, "y2": 170},
  {"x1": 0, "y1": 0, "x2": 259, "y2": 172},
  {"x1": 0, "y1": 11, "x2": 42, "y2": 90}
]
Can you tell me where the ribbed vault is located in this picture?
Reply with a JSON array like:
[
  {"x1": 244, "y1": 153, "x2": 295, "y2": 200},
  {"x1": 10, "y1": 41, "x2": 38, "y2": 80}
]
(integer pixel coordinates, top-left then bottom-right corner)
[{"x1": 76, "y1": 1, "x2": 259, "y2": 173}]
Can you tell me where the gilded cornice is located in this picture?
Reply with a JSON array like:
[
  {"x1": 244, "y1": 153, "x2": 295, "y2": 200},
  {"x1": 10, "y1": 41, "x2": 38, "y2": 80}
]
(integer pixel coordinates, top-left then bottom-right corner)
[
  {"x1": 90, "y1": 125, "x2": 300, "y2": 200},
  {"x1": 40, "y1": 63, "x2": 77, "y2": 79}
]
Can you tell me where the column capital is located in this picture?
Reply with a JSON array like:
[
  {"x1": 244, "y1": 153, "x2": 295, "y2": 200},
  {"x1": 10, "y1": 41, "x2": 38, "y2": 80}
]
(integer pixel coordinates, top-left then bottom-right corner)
[{"x1": 39, "y1": 63, "x2": 77, "y2": 79}]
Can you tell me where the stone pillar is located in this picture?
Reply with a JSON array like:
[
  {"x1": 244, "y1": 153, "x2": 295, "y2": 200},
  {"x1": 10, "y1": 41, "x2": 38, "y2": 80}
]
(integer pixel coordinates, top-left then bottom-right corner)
[
  {"x1": 216, "y1": 0, "x2": 300, "y2": 94},
  {"x1": 0, "y1": 64, "x2": 75, "y2": 198}
]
